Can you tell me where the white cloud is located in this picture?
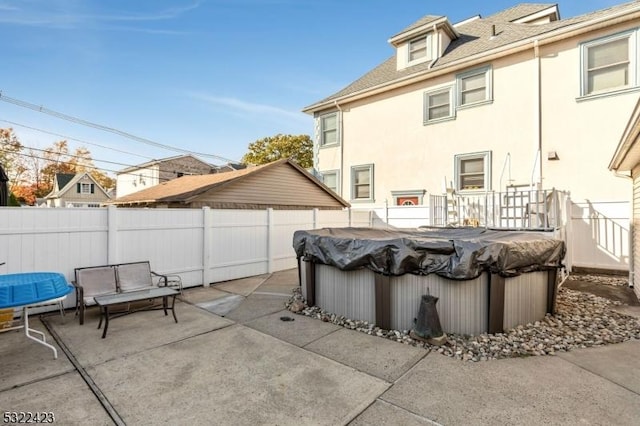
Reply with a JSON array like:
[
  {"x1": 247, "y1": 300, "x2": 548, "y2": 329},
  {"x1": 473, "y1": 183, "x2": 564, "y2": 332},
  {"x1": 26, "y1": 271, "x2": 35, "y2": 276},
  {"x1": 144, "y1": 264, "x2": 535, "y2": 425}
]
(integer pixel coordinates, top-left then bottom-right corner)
[
  {"x1": 0, "y1": 1, "x2": 202, "y2": 29},
  {"x1": 187, "y1": 92, "x2": 308, "y2": 123}
]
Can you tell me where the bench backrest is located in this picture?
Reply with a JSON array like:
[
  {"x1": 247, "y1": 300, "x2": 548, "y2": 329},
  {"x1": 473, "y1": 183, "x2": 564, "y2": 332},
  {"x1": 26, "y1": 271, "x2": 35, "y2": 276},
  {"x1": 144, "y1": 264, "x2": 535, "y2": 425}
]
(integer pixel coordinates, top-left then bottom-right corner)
[
  {"x1": 116, "y1": 261, "x2": 154, "y2": 292},
  {"x1": 75, "y1": 266, "x2": 118, "y2": 301}
]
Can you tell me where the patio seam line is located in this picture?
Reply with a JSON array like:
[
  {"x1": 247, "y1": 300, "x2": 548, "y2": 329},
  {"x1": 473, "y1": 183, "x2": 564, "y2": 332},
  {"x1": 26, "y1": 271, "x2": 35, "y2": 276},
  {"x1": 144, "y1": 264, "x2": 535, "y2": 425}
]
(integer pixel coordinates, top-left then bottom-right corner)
[
  {"x1": 555, "y1": 355, "x2": 640, "y2": 396},
  {"x1": 385, "y1": 348, "x2": 431, "y2": 385},
  {"x1": 0, "y1": 369, "x2": 75, "y2": 394},
  {"x1": 41, "y1": 317, "x2": 125, "y2": 426},
  {"x1": 300, "y1": 326, "x2": 347, "y2": 349},
  {"x1": 366, "y1": 398, "x2": 444, "y2": 426}
]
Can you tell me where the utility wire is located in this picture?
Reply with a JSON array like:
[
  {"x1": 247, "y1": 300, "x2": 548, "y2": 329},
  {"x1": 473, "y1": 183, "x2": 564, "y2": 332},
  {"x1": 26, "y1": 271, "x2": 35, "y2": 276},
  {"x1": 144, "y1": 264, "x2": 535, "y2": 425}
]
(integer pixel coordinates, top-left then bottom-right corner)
[
  {"x1": 0, "y1": 92, "x2": 238, "y2": 163},
  {"x1": 0, "y1": 148, "x2": 173, "y2": 182},
  {"x1": 0, "y1": 118, "x2": 154, "y2": 161}
]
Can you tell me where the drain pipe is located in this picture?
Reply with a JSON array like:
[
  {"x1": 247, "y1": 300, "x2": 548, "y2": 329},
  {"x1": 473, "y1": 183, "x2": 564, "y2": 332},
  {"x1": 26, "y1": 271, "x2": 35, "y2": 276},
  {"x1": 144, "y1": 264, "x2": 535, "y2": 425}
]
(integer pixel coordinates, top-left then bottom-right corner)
[
  {"x1": 614, "y1": 171, "x2": 634, "y2": 288},
  {"x1": 533, "y1": 39, "x2": 543, "y2": 190},
  {"x1": 334, "y1": 100, "x2": 344, "y2": 198}
]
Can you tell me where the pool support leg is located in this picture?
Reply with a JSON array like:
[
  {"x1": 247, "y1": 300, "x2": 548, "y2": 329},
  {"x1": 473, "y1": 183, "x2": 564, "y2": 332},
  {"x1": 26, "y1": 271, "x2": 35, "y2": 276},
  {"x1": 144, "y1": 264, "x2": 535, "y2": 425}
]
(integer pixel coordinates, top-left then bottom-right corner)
[
  {"x1": 488, "y1": 274, "x2": 505, "y2": 334},
  {"x1": 375, "y1": 274, "x2": 391, "y2": 330}
]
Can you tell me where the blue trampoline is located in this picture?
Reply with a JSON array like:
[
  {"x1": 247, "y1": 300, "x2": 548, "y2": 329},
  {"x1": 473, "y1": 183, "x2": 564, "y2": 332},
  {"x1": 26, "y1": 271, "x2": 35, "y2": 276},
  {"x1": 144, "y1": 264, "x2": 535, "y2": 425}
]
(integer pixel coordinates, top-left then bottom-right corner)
[{"x1": 0, "y1": 272, "x2": 74, "y2": 359}]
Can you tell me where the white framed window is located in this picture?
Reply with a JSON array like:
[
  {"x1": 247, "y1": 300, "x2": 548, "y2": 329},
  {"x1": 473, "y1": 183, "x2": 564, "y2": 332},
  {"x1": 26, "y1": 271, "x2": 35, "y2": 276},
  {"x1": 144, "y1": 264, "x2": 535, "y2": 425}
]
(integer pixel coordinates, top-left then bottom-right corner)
[
  {"x1": 455, "y1": 151, "x2": 492, "y2": 192},
  {"x1": 581, "y1": 31, "x2": 636, "y2": 96},
  {"x1": 320, "y1": 113, "x2": 338, "y2": 147},
  {"x1": 408, "y1": 35, "x2": 430, "y2": 62},
  {"x1": 78, "y1": 183, "x2": 94, "y2": 194},
  {"x1": 351, "y1": 164, "x2": 374, "y2": 201},
  {"x1": 321, "y1": 170, "x2": 340, "y2": 195},
  {"x1": 456, "y1": 66, "x2": 492, "y2": 108},
  {"x1": 424, "y1": 86, "x2": 455, "y2": 124}
]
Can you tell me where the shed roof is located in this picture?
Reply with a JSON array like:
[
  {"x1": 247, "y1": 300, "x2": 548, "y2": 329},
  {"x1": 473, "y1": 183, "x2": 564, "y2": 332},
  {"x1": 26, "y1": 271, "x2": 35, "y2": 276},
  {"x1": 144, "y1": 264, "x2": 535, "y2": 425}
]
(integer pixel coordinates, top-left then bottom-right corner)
[{"x1": 111, "y1": 158, "x2": 350, "y2": 208}]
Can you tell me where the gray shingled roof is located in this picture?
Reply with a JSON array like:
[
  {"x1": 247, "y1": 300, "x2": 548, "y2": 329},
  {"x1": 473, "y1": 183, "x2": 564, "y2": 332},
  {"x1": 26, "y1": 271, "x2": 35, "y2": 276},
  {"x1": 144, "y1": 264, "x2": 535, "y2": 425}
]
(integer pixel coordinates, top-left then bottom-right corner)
[
  {"x1": 304, "y1": 1, "x2": 640, "y2": 111},
  {"x1": 485, "y1": 3, "x2": 557, "y2": 22},
  {"x1": 390, "y1": 15, "x2": 444, "y2": 39},
  {"x1": 55, "y1": 173, "x2": 75, "y2": 191}
]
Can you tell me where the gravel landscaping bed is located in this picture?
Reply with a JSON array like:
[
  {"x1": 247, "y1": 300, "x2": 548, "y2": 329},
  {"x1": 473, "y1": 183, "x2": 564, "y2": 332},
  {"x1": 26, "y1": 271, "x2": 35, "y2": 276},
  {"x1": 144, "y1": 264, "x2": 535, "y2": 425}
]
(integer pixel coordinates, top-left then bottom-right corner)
[{"x1": 287, "y1": 274, "x2": 640, "y2": 362}]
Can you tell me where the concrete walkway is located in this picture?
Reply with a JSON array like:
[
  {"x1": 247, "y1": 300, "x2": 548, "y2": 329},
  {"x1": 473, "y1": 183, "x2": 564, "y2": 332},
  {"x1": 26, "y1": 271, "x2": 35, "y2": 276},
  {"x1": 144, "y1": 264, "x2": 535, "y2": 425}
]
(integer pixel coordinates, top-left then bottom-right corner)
[{"x1": 1, "y1": 269, "x2": 639, "y2": 425}]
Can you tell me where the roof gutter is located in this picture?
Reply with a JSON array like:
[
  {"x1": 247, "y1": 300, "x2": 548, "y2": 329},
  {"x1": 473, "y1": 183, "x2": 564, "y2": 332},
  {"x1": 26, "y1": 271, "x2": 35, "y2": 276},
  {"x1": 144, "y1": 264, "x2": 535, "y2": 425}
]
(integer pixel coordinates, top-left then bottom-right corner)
[{"x1": 303, "y1": 6, "x2": 640, "y2": 114}]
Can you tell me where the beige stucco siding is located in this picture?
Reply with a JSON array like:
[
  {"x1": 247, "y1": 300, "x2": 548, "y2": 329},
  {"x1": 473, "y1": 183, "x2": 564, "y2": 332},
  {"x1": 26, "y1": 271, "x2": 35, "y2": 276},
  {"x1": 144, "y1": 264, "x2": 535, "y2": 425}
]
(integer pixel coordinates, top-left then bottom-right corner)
[
  {"x1": 316, "y1": 20, "x2": 639, "y2": 206},
  {"x1": 193, "y1": 165, "x2": 344, "y2": 209}
]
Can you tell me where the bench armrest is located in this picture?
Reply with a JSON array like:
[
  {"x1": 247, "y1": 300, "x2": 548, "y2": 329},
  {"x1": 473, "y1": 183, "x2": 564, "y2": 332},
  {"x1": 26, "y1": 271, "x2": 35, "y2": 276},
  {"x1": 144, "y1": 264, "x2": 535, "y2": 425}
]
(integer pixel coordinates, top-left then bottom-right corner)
[{"x1": 151, "y1": 271, "x2": 168, "y2": 287}]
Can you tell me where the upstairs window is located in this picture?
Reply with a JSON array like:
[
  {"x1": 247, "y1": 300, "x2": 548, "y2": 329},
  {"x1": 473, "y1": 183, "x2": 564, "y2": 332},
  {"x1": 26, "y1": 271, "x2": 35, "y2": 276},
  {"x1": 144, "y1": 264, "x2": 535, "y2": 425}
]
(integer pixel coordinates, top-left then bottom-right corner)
[
  {"x1": 455, "y1": 152, "x2": 491, "y2": 192},
  {"x1": 77, "y1": 183, "x2": 95, "y2": 194},
  {"x1": 424, "y1": 86, "x2": 454, "y2": 124},
  {"x1": 582, "y1": 32, "x2": 634, "y2": 96},
  {"x1": 320, "y1": 113, "x2": 338, "y2": 147},
  {"x1": 457, "y1": 66, "x2": 492, "y2": 107},
  {"x1": 409, "y1": 36, "x2": 428, "y2": 62}
]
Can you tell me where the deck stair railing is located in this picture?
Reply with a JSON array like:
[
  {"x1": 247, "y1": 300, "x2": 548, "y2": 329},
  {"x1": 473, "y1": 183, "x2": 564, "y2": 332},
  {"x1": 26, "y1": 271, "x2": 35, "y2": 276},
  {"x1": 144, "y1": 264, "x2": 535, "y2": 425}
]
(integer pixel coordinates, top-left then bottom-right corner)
[{"x1": 433, "y1": 188, "x2": 565, "y2": 231}]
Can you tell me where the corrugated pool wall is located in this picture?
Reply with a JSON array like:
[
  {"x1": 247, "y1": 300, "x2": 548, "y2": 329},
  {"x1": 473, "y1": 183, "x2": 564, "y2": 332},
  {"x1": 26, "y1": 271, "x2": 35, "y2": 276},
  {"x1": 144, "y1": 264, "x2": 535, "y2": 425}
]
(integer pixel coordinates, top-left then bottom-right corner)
[{"x1": 301, "y1": 262, "x2": 552, "y2": 335}]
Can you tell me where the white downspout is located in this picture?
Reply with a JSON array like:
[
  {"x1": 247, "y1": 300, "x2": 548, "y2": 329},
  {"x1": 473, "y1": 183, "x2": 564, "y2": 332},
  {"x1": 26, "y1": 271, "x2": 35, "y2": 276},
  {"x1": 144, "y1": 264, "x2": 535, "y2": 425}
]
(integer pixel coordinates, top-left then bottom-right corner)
[
  {"x1": 334, "y1": 100, "x2": 344, "y2": 199},
  {"x1": 533, "y1": 39, "x2": 542, "y2": 190}
]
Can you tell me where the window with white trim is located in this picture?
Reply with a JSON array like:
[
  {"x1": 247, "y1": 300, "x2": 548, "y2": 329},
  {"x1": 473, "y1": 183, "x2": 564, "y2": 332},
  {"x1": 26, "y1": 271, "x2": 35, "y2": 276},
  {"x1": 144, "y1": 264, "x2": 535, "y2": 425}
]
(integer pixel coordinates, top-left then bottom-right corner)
[
  {"x1": 455, "y1": 151, "x2": 492, "y2": 192},
  {"x1": 78, "y1": 183, "x2": 94, "y2": 194},
  {"x1": 351, "y1": 164, "x2": 374, "y2": 201},
  {"x1": 456, "y1": 66, "x2": 492, "y2": 107},
  {"x1": 581, "y1": 31, "x2": 636, "y2": 96},
  {"x1": 409, "y1": 35, "x2": 429, "y2": 62},
  {"x1": 424, "y1": 86, "x2": 454, "y2": 124},
  {"x1": 320, "y1": 113, "x2": 338, "y2": 147},
  {"x1": 321, "y1": 170, "x2": 340, "y2": 195}
]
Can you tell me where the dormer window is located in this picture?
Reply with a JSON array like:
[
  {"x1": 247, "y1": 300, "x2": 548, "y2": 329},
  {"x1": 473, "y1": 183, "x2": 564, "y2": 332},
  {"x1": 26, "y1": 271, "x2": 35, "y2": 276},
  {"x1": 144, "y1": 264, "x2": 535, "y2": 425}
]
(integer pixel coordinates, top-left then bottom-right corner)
[{"x1": 409, "y1": 36, "x2": 428, "y2": 62}]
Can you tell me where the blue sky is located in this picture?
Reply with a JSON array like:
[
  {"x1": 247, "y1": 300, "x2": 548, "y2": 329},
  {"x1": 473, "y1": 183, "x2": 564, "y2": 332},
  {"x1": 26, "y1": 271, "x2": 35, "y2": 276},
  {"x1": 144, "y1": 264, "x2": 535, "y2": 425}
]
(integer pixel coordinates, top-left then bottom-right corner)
[{"x1": 0, "y1": 0, "x2": 626, "y2": 174}]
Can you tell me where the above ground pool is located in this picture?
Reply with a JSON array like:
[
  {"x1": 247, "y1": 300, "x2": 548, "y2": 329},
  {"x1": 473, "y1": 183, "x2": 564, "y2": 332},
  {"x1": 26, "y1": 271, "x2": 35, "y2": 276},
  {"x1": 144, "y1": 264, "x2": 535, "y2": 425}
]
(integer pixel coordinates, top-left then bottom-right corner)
[
  {"x1": 294, "y1": 227, "x2": 565, "y2": 335},
  {"x1": 0, "y1": 272, "x2": 74, "y2": 309}
]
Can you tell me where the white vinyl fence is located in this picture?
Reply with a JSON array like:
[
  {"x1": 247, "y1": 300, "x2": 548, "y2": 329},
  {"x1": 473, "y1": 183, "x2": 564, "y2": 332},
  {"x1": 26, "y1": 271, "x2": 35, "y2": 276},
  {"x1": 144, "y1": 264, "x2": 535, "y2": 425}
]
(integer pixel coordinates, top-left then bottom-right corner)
[{"x1": 0, "y1": 206, "x2": 371, "y2": 309}]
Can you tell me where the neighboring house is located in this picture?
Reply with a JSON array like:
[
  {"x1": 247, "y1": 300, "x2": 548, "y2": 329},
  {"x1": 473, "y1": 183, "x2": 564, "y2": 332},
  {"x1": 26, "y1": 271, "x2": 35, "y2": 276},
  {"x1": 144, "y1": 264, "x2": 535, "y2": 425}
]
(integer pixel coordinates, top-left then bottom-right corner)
[
  {"x1": 110, "y1": 158, "x2": 350, "y2": 210},
  {"x1": 303, "y1": 2, "x2": 640, "y2": 212},
  {"x1": 45, "y1": 173, "x2": 111, "y2": 208},
  {"x1": 609, "y1": 97, "x2": 640, "y2": 297},
  {"x1": 116, "y1": 154, "x2": 216, "y2": 198}
]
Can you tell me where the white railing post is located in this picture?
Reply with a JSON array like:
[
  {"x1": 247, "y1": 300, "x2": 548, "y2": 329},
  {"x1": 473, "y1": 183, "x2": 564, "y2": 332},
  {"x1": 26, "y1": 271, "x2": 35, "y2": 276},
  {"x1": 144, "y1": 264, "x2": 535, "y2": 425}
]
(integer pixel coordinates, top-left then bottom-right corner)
[
  {"x1": 202, "y1": 206, "x2": 212, "y2": 287},
  {"x1": 267, "y1": 208, "x2": 274, "y2": 273},
  {"x1": 107, "y1": 205, "x2": 118, "y2": 265},
  {"x1": 313, "y1": 208, "x2": 319, "y2": 229}
]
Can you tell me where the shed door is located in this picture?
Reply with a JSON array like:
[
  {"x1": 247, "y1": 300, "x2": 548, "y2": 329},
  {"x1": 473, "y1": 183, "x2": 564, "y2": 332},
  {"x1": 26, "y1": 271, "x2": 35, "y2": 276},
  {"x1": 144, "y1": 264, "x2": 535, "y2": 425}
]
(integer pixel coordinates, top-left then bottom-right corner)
[{"x1": 633, "y1": 169, "x2": 640, "y2": 300}]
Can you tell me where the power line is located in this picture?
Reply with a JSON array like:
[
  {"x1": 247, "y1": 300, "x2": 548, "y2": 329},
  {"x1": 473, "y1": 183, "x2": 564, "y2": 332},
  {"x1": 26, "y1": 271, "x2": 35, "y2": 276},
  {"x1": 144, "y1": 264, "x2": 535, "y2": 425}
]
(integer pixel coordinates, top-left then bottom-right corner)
[
  {"x1": 0, "y1": 147, "x2": 172, "y2": 183},
  {"x1": 0, "y1": 92, "x2": 238, "y2": 163},
  {"x1": 0, "y1": 118, "x2": 155, "y2": 161}
]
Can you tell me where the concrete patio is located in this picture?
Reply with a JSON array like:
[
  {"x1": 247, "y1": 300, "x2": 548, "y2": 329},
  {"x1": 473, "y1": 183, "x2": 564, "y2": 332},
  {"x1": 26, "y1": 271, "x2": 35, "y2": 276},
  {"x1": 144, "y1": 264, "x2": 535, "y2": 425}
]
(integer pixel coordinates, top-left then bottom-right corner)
[{"x1": 1, "y1": 269, "x2": 639, "y2": 425}]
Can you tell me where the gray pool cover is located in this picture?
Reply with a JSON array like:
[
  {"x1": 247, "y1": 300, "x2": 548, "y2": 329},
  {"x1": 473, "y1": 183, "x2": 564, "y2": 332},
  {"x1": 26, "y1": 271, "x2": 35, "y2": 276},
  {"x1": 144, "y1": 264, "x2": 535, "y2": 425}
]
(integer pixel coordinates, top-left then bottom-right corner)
[{"x1": 293, "y1": 227, "x2": 565, "y2": 279}]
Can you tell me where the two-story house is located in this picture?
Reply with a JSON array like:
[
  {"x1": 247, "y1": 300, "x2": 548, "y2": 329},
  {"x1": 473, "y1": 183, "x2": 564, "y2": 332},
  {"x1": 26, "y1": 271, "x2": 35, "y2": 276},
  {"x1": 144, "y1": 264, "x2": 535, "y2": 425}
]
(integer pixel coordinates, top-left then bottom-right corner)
[
  {"x1": 45, "y1": 172, "x2": 111, "y2": 208},
  {"x1": 304, "y1": 1, "x2": 640, "y2": 272},
  {"x1": 304, "y1": 2, "x2": 639, "y2": 208}
]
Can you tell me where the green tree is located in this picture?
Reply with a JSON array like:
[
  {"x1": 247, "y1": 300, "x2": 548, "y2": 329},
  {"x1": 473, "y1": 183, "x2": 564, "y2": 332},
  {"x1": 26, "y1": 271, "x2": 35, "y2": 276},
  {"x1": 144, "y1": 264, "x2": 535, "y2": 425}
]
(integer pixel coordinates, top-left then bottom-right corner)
[{"x1": 242, "y1": 134, "x2": 313, "y2": 168}]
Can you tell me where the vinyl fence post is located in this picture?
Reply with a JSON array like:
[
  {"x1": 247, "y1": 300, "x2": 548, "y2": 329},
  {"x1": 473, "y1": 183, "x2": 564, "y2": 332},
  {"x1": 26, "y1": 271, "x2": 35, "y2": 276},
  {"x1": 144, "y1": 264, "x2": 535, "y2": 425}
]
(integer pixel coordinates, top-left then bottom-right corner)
[
  {"x1": 107, "y1": 205, "x2": 118, "y2": 265},
  {"x1": 267, "y1": 208, "x2": 274, "y2": 273},
  {"x1": 313, "y1": 208, "x2": 319, "y2": 229},
  {"x1": 202, "y1": 206, "x2": 212, "y2": 287}
]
